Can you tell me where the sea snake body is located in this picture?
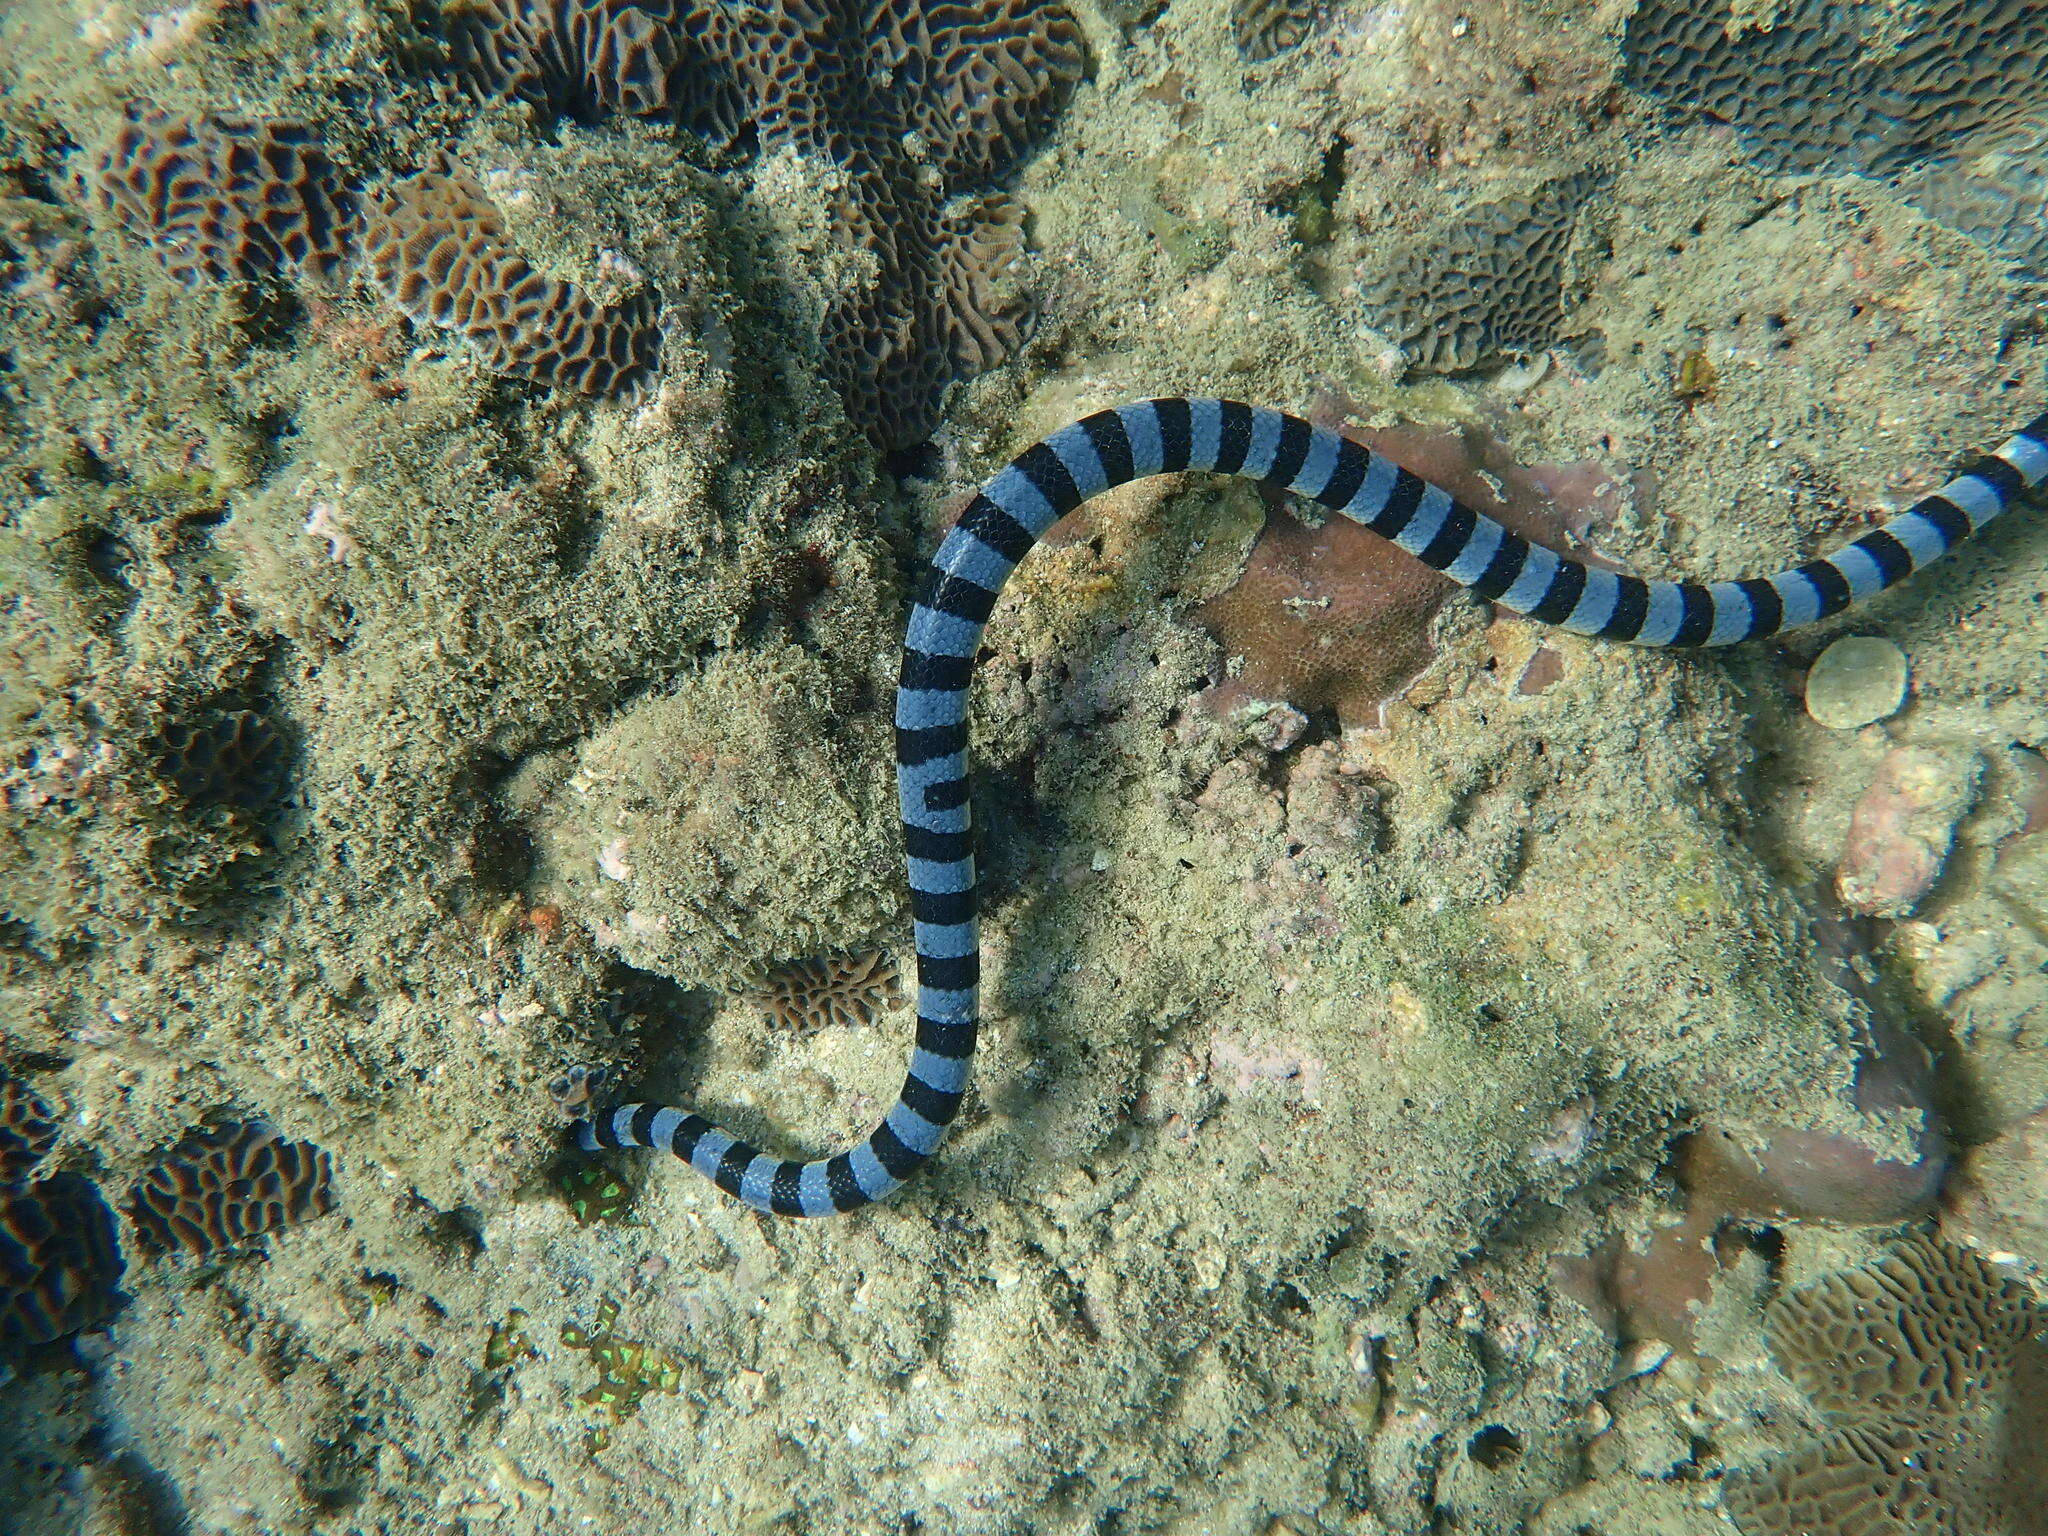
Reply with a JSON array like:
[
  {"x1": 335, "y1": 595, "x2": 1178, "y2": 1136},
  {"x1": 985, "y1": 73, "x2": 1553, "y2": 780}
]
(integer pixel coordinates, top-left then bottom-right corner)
[{"x1": 578, "y1": 397, "x2": 2048, "y2": 1216}]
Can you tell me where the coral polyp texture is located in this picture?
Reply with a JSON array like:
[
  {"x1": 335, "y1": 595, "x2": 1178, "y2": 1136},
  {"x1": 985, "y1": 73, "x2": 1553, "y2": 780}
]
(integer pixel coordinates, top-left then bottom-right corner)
[
  {"x1": 1362, "y1": 173, "x2": 1597, "y2": 375},
  {"x1": 148, "y1": 705, "x2": 291, "y2": 817},
  {"x1": 436, "y1": 0, "x2": 1085, "y2": 447},
  {"x1": 1625, "y1": 0, "x2": 2048, "y2": 279},
  {"x1": 359, "y1": 169, "x2": 662, "y2": 395},
  {"x1": 86, "y1": 109, "x2": 356, "y2": 287},
  {"x1": 0, "y1": 1070, "x2": 125, "y2": 1356},
  {"x1": 84, "y1": 114, "x2": 659, "y2": 396},
  {"x1": 126, "y1": 1120, "x2": 337, "y2": 1259},
  {"x1": 0, "y1": 1070, "x2": 60, "y2": 1186},
  {"x1": 0, "y1": 1172, "x2": 126, "y2": 1355},
  {"x1": 756, "y1": 951, "x2": 903, "y2": 1031},
  {"x1": 1230, "y1": 0, "x2": 1324, "y2": 62},
  {"x1": 1721, "y1": 1236, "x2": 2048, "y2": 1536}
]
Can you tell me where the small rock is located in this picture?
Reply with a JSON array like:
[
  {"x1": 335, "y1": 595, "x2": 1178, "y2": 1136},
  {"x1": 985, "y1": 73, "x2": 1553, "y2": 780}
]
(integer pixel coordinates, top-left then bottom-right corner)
[
  {"x1": 1837, "y1": 744, "x2": 1979, "y2": 916},
  {"x1": 1804, "y1": 636, "x2": 1909, "y2": 729}
]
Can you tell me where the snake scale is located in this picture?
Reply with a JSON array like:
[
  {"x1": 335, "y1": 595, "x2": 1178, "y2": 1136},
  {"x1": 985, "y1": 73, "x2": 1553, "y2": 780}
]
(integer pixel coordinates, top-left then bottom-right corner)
[{"x1": 575, "y1": 396, "x2": 2048, "y2": 1216}]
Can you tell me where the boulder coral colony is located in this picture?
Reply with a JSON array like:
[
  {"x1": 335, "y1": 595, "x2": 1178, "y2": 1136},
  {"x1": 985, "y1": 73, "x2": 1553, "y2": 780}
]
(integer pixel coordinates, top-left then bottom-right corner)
[{"x1": 1, "y1": 0, "x2": 2046, "y2": 1531}]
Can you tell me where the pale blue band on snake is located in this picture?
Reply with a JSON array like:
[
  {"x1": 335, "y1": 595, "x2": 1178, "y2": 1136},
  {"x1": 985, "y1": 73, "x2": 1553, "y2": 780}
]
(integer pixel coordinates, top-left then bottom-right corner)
[{"x1": 575, "y1": 397, "x2": 2048, "y2": 1216}]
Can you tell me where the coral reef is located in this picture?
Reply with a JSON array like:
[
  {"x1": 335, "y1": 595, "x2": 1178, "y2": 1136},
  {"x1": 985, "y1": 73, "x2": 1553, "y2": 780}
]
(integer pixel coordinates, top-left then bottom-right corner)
[
  {"x1": 0, "y1": 1172, "x2": 126, "y2": 1356},
  {"x1": 85, "y1": 109, "x2": 356, "y2": 287},
  {"x1": 86, "y1": 114, "x2": 659, "y2": 396},
  {"x1": 1361, "y1": 173, "x2": 1598, "y2": 375},
  {"x1": 1721, "y1": 1236, "x2": 2048, "y2": 1536},
  {"x1": 755, "y1": 950, "x2": 902, "y2": 1030},
  {"x1": 0, "y1": 1070, "x2": 60, "y2": 1186},
  {"x1": 1625, "y1": 0, "x2": 2048, "y2": 278},
  {"x1": 434, "y1": 0, "x2": 1085, "y2": 446},
  {"x1": 147, "y1": 704, "x2": 292, "y2": 818},
  {"x1": 126, "y1": 1120, "x2": 336, "y2": 1258},
  {"x1": 1230, "y1": 0, "x2": 1325, "y2": 62},
  {"x1": 358, "y1": 168, "x2": 663, "y2": 396}
]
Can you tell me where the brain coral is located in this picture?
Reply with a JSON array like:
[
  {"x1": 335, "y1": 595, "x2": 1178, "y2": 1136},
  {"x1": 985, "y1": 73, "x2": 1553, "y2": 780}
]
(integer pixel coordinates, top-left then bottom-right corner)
[
  {"x1": 756, "y1": 951, "x2": 903, "y2": 1031},
  {"x1": 1361, "y1": 173, "x2": 1598, "y2": 375},
  {"x1": 359, "y1": 168, "x2": 662, "y2": 395},
  {"x1": 436, "y1": 0, "x2": 1085, "y2": 447},
  {"x1": 0, "y1": 1171, "x2": 126, "y2": 1355},
  {"x1": 1722, "y1": 1236, "x2": 2048, "y2": 1536},
  {"x1": 0, "y1": 1070, "x2": 60, "y2": 1186},
  {"x1": 1229, "y1": 0, "x2": 1324, "y2": 61},
  {"x1": 85, "y1": 114, "x2": 660, "y2": 396},
  {"x1": 148, "y1": 704, "x2": 292, "y2": 818},
  {"x1": 87, "y1": 109, "x2": 356, "y2": 286},
  {"x1": 1625, "y1": 0, "x2": 2048, "y2": 278},
  {"x1": 127, "y1": 1120, "x2": 336, "y2": 1258}
]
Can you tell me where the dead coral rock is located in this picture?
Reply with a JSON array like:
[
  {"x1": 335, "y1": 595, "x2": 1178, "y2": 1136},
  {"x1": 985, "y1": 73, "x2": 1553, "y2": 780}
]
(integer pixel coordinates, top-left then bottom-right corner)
[
  {"x1": 1836, "y1": 744, "x2": 1980, "y2": 918},
  {"x1": 1361, "y1": 172, "x2": 1600, "y2": 375},
  {"x1": 435, "y1": 0, "x2": 1084, "y2": 446},
  {"x1": 1944, "y1": 1105, "x2": 2048, "y2": 1274},
  {"x1": 86, "y1": 109, "x2": 356, "y2": 286},
  {"x1": 1722, "y1": 1236, "x2": 2048, "y2": 1536},
  {"x1": 0, "y1": 1070, "x2": 60, "y2": 1186},
  {"x1": 360, "y1": 168, "x2": 662, "y2": 395},
  {"x1": 0, "y1": 1172, "x2": 126, "y2": 1355},
  {"x1": 127, "y1": 1120, "x2": 337, "y2": 1258},
  {"x1": 755, "y1": 952, "x2": 903, "y2": 1031}
]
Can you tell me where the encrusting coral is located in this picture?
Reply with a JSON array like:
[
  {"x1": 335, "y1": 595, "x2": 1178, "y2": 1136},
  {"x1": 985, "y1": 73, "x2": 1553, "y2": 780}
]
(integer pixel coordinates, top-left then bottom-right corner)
[
  {"x1": 86, "y1": 109, "x2": 357, "y2": 287},
  {"x1": 1362, "y1": 173, "x2": 1599, "y2": 376},
  {"x1": 358, "y1": 167, "x2": 662, "y2": 396},
  {"x1": 0, "y1": 1068, "x2": 125, "y2": 1357},
  {"x1": 126, "y1": 1120, "x2": 336, "y2": 1259},
  {"x1": 1721, "y1": 1236, "x2": 2048, "y2": 1536},
  {"x1": 1625, "y1": 0, "x2": 2048, "y2": 279},
  {"x1": 754, "y1": 951, "x2": 903, "y2": 1031},
  {"x1": 84, "y1": 113, "x2": 661, "y2": 396},
  {"x1": 435, "y1": 0, "x2": 1086, "y2": 447}
]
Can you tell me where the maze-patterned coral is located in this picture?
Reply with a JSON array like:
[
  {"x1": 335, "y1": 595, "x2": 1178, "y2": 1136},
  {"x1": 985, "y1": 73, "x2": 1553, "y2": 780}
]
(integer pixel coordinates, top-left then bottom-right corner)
[
  {"x1": 1625, "y1": 0, "x2": 2048, "y2": 279},
  {"x1": 88, "y1": 109, "x2": 355, "y2": 286},
  {"x1": 437, "y1": 0, "x2": 1084, "y2": 447},
  {"x1": 0, "y1": 1172, "x2": 125, "y2": 1353},
  {"x1": 757, "y1": 952, "x2": 903, "y2": 1031},
  {"x1": 1362, "y1": 173, "x2": 1595, "y2": 375},
  {"x1": 359, "y1": 168, "x2": 662, "y2": 395},
  {"x1": 127, "y1": 1120, "x2": 336, "y2": 1258},
  {"x1": 1722, "y1": 1237, "x2": 2048, "y2": 1536},
  {"x1": 0, "y1": 1070, "x2": 60, "y2": 1186},
  {"x1": 149, "y1": 705, "x2": 291, "y2": 816}
]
